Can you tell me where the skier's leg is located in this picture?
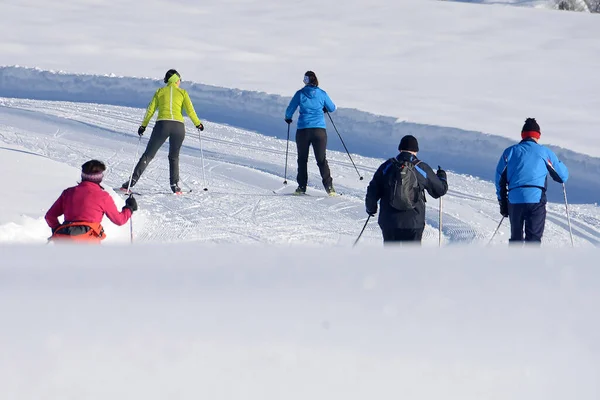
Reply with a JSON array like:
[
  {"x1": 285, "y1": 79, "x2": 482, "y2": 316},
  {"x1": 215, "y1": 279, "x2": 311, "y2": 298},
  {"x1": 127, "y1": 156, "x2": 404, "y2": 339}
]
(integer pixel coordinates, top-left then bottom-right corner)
[
  {"x1": 395, "y1": 228, "x2": 424, "y2": 244},
  {"x1": 131, "y1": 121, "x2": 169, "y2": 184},
  {"x1": 295, "y1": 129, "x2": 310, "y2": 189},
  {"x1": 524, "y1": 202, "x2": 546, "y2": 244},
  {"x1": 381, "y1": 227, "x2": 397, "y2": 244},
  {"x1": 508, "y1": 203, "x2": 525, "y2": 244},
  {"x1": 311, "y1": 128, "x2": 332, "y2": 188},
  {"x1": 167, "y1": 121, "x2": 186, "y2": 186}
]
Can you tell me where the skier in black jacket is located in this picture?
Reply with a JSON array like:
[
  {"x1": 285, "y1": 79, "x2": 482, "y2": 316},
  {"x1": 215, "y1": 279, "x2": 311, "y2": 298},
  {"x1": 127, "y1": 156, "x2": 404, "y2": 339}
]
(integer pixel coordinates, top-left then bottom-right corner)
[{"x1": 365, "y1": 135, "x2": 448, "y2": 243}]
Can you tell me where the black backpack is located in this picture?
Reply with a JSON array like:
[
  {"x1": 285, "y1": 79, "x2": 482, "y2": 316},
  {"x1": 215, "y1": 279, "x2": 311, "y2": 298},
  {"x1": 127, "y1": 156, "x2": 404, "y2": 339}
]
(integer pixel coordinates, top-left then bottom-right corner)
[{"x1": 387, "y1": 158, "x2": 422, "y2": 211}]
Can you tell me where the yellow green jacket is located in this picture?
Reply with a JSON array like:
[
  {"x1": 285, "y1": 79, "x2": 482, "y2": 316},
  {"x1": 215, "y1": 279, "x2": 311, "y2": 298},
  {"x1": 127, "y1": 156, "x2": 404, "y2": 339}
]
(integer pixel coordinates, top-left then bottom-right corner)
[{"x1": 141, "y1": 83, "x2": 202, "y2": 127}]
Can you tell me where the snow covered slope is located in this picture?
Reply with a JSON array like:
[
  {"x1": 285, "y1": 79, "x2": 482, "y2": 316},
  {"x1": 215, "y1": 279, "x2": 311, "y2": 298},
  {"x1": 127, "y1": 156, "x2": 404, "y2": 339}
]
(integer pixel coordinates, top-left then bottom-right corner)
[
  {"x1": 1, "y1": 97, "x2": 599, "y2": 247},
  {"x1": 1, "y1": 0, "x2": 599, "y2": 157},
  {"x1": 2, "y1": 67, "x2": 600, "y2": 205},
  {"x1": 1, "y1": 245, "x2": 600, "y2": 400}
]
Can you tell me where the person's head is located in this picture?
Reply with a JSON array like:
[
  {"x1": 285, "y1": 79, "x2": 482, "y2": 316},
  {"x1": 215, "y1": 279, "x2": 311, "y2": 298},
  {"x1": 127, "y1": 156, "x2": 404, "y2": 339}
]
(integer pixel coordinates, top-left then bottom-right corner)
[
  {"x1": 81, "y1": 159, "x2": 106, "y2": 184},
  {"x1": 164, "y1": 69, "x2": 181, "y2": 86},
  {"x1": 303, "y1": 71, "x2": 318, "y2": 87},
  {"x1": 398, "y1": 135, "x2": 419, "y2": 155},
  {"x1": 521, "y1": 118, "x2": 541, "y2": 142}
]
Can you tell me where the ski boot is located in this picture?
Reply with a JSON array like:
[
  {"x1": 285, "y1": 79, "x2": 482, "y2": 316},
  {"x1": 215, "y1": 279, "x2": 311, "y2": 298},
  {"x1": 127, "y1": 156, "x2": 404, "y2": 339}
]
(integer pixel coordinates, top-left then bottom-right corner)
[
  {"x1": 293, "y1": 186, "x2": 306, "y2": 195},
  {"x1": 170, "y1": 183, "x2": 183, "y2": 195}
]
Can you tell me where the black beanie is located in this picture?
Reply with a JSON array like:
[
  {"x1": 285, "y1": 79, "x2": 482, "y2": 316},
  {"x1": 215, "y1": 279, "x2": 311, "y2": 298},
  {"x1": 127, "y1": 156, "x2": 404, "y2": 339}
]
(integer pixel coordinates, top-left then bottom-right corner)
[
  {"x1": 522, "y1": 118, "x2": 540, "y2": 133},
  {"x1": 164, "y1": 69, "x2": 180, "y2": 84},
  {"x1": 398, "y1": 135, "x2": 419, "y2": 152}
]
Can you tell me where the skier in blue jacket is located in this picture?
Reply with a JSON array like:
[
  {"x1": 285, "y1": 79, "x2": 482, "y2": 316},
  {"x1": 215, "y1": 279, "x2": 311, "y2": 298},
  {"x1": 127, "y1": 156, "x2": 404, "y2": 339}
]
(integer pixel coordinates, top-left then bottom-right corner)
[
  {"x1": 285, "y1": 71, "x2": 337, "y2": 195},
  {"x1": 495, "y1": 118, "x2": 569, "y2": 244}
]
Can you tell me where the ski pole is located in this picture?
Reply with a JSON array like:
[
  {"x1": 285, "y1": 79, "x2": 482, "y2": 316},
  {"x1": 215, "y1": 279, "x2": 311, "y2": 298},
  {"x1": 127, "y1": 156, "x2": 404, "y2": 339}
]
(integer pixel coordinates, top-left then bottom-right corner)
[
  {"x1": 126, "y1": 136, "x2": 142, "y2": 193},
  {"x1": 199, "y1": 129, "x2": 208, "y2": 191},
  {"x1": 127, "y1": 136, "x2": 142, "y2": 244},
  {"x1": 487, "y1": 217, "x2": 505, "y2": 246},
  {"x1": 439, "y1": 197, "x2": 443, "y2": 247},
  {"x1": 353, "y1": 215, "x2": 371, "y2": 247},
  {"x1": 283, "y1": 123, "x2": 290, "y2": 184},
  {"x1": 562, "y1": 183, "x2": 574, "y2": 247},
  {"x1": 326, "y1": 112, "x2": 363, "y2": 181}
]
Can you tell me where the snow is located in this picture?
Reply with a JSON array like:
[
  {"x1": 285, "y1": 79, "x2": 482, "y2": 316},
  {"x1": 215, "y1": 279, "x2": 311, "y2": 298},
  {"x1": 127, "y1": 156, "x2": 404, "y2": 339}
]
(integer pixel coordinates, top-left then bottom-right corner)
[
  {"x1": 1, "y1": 97, "x2": 599, "y2": 247},
  {"x1": 0, "y1": 0, "x2": 599, "y2": 398},
  {"x1": 1, "y1": 0, "x2": 600, "y2": 157},
  {"x1": 1, "y1": 245, "x2": 600, "y2": 400},
  {"x1": 2, "y1": 68, "x2": 600, "y2": 205}
]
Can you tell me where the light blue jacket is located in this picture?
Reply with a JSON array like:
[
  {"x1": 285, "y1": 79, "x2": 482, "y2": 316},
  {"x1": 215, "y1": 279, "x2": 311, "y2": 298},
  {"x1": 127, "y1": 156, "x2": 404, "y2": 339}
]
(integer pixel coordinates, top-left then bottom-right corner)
[
  {"x1": 285, "y1": 85, "x2": 336, "y2": 129},
  {"x1": 495, "y1": 139, "x2": 569, "y2": 204}
]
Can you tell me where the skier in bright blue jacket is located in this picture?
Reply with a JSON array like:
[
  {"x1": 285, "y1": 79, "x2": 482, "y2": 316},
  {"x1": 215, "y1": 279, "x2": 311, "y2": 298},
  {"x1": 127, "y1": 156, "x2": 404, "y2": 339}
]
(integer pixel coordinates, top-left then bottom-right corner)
[
  {"x1": 495, "y1": 118, "x2": 569, "y2": 244},
  {"x1": 285, "y1": 71, "x2": 337, "y2": 195}
]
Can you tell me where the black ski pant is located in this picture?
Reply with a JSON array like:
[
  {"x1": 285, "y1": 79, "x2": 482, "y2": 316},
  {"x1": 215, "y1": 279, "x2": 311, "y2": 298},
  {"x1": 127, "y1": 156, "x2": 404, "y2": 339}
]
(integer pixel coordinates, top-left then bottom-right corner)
[
  {"x1": 381, "y1": 227, "x2": 424, "y2": 244},
  {"x1": 131, "y1": 120, "x2": 186, "y2": 186},
  {"x1": 296, "y1": 128, "x2": 332, "y2": 189},
  {"x1": 508, "y1": 202, "x2": 546, "y2": 244}
]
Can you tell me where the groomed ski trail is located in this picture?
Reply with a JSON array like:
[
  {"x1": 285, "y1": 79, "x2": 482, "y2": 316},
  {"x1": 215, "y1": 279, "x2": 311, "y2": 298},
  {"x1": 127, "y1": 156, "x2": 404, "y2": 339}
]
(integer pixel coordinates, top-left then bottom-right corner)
[{"x1": 1, "y1": 98, "x2": 598, "y2": 247}]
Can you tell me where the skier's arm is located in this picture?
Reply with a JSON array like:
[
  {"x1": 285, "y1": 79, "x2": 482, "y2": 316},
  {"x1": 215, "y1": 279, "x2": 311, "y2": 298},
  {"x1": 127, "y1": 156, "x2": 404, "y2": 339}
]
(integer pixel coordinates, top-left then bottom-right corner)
[
  {"x1": 419, "y1": 162, "x2": 447, "y2": 199},
  {"x1": 495, "y1": 150, "x2": 509, "y2": 200},
  {"x1": 545, "y1": 148, "x2": 569, "y2": 184},
  {"x1": 102, "y1": 193, "x2": 132, "y2": 226},
  {"x1": 141, "y1": 90, "x2": 159, "y2": 127},
  {"x1": 285, "y1": 92, "x2": 300, "y2": 120},
  {"x1": 365, "y1": 163, "x2": 385, "y2": 214},
  {"x1": 323, "y1": 92, "x2": 336, "y2": 113},
  {"x1": 45, "y1": 192, "x2": 65, "y2": 230},
  {"x1": 182, "y1": 90, "x2": 202, "y2": 127}
]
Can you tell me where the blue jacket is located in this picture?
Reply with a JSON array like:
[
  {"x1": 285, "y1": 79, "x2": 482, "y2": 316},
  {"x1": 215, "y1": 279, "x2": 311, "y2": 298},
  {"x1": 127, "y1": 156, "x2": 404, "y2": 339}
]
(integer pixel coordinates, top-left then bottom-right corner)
[
  {"x1": 285, "y1": 85, "x2": 336, "y2": 130},
  {"x1": 495, "y1": 139, "x2": 569, "y2": 204}
]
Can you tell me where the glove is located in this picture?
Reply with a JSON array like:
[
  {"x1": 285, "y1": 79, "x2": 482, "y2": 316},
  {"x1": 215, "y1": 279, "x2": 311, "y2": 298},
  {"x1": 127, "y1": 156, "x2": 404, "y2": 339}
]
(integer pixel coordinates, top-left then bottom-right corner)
[
  {"x1": 124, "y1": 195, "x2": 138, "y2": 213},
  {"x1": 436, "y1": 166, "x2": 447, "y2": 181},
  {"x1": 323, "y1": 106, "x2": 328, "y2": 113},
  {"x1": 285, "y1": 118, "x2": 293, "y2": 124},
  {"x1": 138, "y1": 126, "x2": 146, "y2": 136},
  {"x1": 196, "y1": 123, "x2": 204, "y2": 132},
  {"x1": 499, "y1": 199, "x2": 508, "y2": 218},
  {"x1": 366, "y1": 208, "x2": 377, "y2": 217}
]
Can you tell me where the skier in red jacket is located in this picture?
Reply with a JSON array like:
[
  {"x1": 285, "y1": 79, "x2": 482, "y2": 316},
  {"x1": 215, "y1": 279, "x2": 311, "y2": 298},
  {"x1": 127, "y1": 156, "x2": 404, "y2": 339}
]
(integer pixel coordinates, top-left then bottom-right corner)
[{"x1": 45, "y1": 160, "x2": 137, "y2": 242}]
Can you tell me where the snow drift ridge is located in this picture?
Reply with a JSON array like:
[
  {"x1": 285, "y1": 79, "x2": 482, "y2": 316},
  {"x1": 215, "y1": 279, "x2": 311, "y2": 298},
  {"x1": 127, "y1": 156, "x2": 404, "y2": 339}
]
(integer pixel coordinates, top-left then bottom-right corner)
[{"x1": 1, "y1": 66, "x2": 598, "y2": 204}]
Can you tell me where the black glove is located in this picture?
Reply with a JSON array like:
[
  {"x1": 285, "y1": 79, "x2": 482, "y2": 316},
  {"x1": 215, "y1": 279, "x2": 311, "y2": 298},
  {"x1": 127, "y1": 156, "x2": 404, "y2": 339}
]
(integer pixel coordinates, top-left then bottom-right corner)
[
  {"x1": 499, "y1": 199, "x2": 508, "y2": 218},
  {"x1": 285, "y1": 118, "x2": 293, "y2": 124},
  {"x1": 366, "y1": 208, "x2": 377, "y2": 217},
  {"x1": 124, "y1": 195, "x2": 138, "y2": 212},
  {"x1": 323, "y1": 106, "x2": 328, "y2": 113},
  {"x1": 138, "y1": 126, "x2": 146, "y2": 136},
  {"x1": 196, "y1": 123, "x2": 204, "y2": 132},
  {"x1": 436, "y1": 166, "x2": 447, "y2": 181}
]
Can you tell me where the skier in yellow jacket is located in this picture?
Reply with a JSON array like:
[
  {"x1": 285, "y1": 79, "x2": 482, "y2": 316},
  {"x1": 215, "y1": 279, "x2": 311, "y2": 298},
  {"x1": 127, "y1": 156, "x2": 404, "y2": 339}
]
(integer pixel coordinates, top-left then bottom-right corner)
[{"x1": 122, "y1": 69, "x2": 204, "y2": 194}]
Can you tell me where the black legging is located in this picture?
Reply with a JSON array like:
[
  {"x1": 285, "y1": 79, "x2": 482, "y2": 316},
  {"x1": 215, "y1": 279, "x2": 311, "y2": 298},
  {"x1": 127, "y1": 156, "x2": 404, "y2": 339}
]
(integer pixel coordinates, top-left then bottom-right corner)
[
  {"x1": 296, "y1": 128, "x2": 332, "y2": 189},
  {"x1": 131, "y1": 120, "x2": 186, "y2": 186}
]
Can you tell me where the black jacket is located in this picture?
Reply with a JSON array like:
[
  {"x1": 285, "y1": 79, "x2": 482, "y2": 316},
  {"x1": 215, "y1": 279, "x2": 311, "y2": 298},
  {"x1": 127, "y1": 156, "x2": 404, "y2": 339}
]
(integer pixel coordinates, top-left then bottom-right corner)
[{"x1": 365, "y1": 152, "x2": 448, "y2": 230}]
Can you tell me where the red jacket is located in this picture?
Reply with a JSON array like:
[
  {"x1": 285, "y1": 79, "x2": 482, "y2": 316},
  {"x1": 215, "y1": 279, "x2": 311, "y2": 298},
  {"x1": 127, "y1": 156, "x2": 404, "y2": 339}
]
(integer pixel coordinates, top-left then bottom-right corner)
[{"x1": 45, "y1": 181, "x2": 132, "y2": 230}]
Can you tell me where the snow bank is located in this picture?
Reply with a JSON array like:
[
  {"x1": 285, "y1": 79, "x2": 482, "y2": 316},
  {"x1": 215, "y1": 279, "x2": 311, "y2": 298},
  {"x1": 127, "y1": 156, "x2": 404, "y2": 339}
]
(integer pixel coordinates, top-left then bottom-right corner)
[
  {"x1": 1, "y1": 67, "x2": 599, "y2": 204},
  {"x1": 0, "y1": 244, "x2": 598, "y2": 399},
  {"x1": 2, "y1": 0, "x2": 600, "y2": 158}
]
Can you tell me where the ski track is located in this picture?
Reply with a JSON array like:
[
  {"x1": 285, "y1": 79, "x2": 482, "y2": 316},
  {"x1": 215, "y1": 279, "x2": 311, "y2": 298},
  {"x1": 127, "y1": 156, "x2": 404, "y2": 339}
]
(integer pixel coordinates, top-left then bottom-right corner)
[{"x1": 1, "y1": 98, "x2": 598, "y2": 247}]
